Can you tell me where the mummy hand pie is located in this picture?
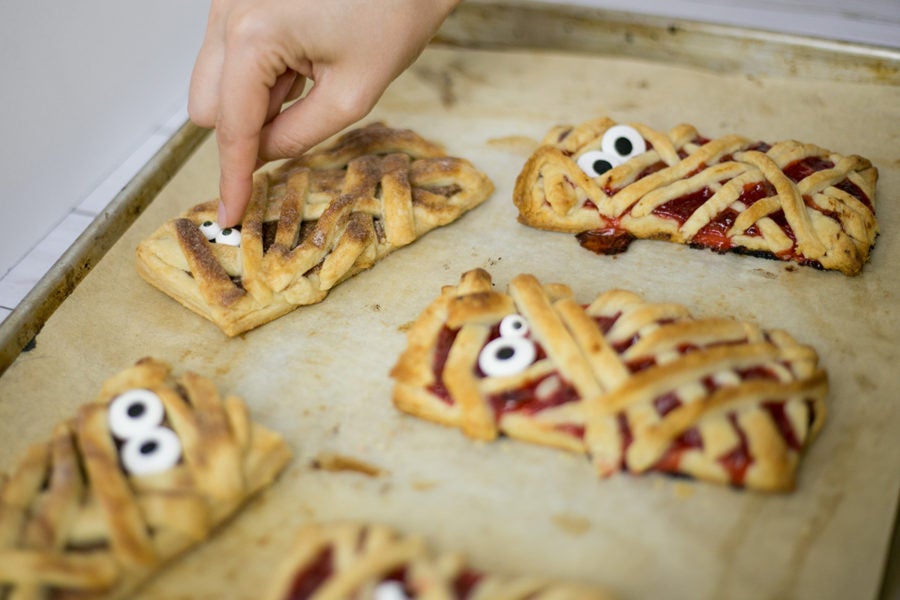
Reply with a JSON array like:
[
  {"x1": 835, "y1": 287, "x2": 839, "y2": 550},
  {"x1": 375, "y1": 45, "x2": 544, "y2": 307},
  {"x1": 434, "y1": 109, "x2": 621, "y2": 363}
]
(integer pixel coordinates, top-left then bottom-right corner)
[
  {"x1": 0, "y1": 358, "x2": 291, "y2": 599},
  {"x1": 266, "y1": 522, "x2": 613, "y2": 600},
  {"x1": 137, "y1": 122, "x2": 494, "y2": 336},
  {"x1": 513, "y1": 116, "x2": 878, "y2": 275},
  {"x1": 391, "y1": 270, "x2": 827, "y2": 492}
]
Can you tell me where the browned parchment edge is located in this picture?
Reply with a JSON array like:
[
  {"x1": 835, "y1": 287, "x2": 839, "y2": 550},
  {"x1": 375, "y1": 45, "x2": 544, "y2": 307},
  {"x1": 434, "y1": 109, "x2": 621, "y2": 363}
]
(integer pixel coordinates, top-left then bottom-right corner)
[
  {"x1": 0, "y1": 3, "x2": 896, "y2": 594},
  {"x1": 438, "y1": 0, "x2": 899, "y2": 85},
  {"x1": 0, "y1": 121, "x2": 210, "y2": 377}
]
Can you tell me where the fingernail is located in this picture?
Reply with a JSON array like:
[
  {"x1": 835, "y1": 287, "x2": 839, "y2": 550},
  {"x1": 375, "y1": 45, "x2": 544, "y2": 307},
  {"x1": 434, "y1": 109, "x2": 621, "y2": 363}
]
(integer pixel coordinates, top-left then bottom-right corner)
[{"x1": 217, "y1": 201, "x2": 227, "y2": 228}]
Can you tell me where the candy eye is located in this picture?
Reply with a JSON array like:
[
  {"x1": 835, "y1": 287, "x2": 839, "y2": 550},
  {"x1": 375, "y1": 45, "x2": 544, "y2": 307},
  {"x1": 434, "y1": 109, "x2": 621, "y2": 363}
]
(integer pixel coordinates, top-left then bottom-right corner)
[
  {"x1": 576, "y1": 150, "x2": 623, "y2": 178},
  {"x1": 374, "y1": 581, "x2": 411, "y2": 600},
  {"x1": 108, "y1": 389, "x2": 165, "y2": 439},
  {"x1": 120, "y1": 427, "x2": 182, "y2": 476},
  {"x1": 199, "y1": 220, "x2": 221, "y2": 241},
  {"x1": 478, "y1": 336, "x2": 536, "y2": 377},
  {"x1": 215, "y1": 227, "x2": 242, "y2": 247},
  {"x1": 601, "y1": 125, "x2": 646, "y2": 160},
  {"x1": 499, "y1": 314, "x2": 530, "y2": 338}
]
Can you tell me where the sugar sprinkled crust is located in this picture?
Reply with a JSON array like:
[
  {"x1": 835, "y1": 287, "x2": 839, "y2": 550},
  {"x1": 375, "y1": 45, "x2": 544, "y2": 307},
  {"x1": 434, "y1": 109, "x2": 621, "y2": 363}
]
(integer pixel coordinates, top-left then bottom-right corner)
[
  {"x1": 137, "y1": 122, "x2": 494, "y2": 336},
  {"x1": 0, "y1": 357, "x2": 291, "y2": 599},
  {"x1": 265, "y1": 521, "x2": 614, "y2": 600},
  {"x1": 391, "y1": 269, "x2": 827, "y2": 492},
  {"x1": 513, "y1": 116, "x2": 878, "y2": 275}
]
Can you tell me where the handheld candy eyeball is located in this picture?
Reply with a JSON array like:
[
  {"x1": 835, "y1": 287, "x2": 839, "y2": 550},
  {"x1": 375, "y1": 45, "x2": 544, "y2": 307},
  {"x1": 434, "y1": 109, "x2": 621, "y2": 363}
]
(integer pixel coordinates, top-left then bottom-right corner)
[
  {"x1": 199, "y1": 220, "x2": 222, "y2": 241},
  {"x1": 215, "y1": 227, "x2": 242, "y2": 247},
  {"x1": 499, "y1": 314, "x2": 530, "y2": 338},
  {"x1": 601, "y1": 124, "x2": 647, "y2": 161},
  {"x1": 108, "y1": 389, "x2": 165, "y2": 439},
  {"x1": 479, "y1": 335, "x2": 537, "y2": 377},
  {"x1": 120, "y1": 427, "x2": 183, "y2": 476}
]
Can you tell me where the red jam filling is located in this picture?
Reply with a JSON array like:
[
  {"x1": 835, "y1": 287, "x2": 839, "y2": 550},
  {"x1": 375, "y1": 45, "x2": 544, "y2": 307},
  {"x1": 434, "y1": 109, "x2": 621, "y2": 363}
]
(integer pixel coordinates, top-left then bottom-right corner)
[
  {"x1": 613, "y1": 357, "x2": 815, "y2": 486},
  {"x1": 652, "y1": 186, "x2": 715, "y2": 225},
  {"x1": 835, "y1": 178, "x2": 874, "y2": 212},
  {"x1": 454, "y1": 570, "x2": 484, "y2": 599},
  {"x1": 783, "y1": 156, "x2": 834, "y2": 182},
  {"x1": 487, "y1": 373, "x2": 581, "y2": 420},
  {"x1": 427, "y1": 326, "x2": 459, "y2": 404},
  {"x1": 286, "y1": 548, "x2": 333, "y2": 600},
  {"x1": 576, "y1": 227, "x2": 635, "y2": 255}
]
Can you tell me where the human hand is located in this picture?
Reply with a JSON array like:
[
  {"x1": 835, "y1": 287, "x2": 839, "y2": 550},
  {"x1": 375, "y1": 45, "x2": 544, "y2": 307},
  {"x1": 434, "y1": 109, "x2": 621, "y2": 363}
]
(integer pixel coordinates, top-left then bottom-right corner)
[{"x1": 189, "y1": 0, "x2": 461, "y2": 227}]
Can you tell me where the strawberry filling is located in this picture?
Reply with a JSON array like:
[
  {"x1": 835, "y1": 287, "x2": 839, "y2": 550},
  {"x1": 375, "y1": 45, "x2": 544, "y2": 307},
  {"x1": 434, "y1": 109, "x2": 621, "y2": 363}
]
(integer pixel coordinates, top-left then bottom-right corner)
[{"x1": 285, "y1": 547, "x2": 332, "y2": 600}]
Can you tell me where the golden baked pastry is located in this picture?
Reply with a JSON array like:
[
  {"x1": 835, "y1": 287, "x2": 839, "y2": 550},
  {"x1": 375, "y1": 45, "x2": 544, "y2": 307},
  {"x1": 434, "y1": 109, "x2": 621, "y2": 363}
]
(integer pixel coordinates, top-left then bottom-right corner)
[
  {"x1": 137, "y1": 122, "x2": 494, "y2": 336},
  {"x1": 513, "y1": 116, "x2": 878, "y2": 275},
  {"x1": 0, "y1": 358, "x2": 291, "y2": 599},
  {"x1": 391, "y1": 269, "x2": 827, "y2": 492},
  {"x1": 266, "y1": 521, "x2": 613, "y2": 599}
]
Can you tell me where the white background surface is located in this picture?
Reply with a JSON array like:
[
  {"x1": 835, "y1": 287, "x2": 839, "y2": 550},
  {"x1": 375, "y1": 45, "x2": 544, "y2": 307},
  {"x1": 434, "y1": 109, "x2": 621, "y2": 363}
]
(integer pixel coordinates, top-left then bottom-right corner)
[{"x1": 1, "y1": 0, "x2": 898, "y2": 321}]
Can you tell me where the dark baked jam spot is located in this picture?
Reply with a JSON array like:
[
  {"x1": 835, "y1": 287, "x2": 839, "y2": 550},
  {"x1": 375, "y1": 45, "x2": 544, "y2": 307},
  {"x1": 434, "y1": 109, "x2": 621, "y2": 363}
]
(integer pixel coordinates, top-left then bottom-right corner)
[
  {"x1": 635, "y1": 160, "x2": 668, "y2": 182},
  {"x1": 454, "y1": 570, "x2": 484, "y2": 599},
  {"x1": 719, "y1": 413, "x2": 753, "y2": 486},
  {"x1": 803, "y1": 195, "x2": 842, "y2": 223},
  {"x1": 576, "y1": 228, "x2": 635, "y2": 255},
  {"x1": 835, "y1": 178, "x2": 874, "y2": 212},
  {"x1": 653, "y1": 427, "x2": 703, "y2": 474},
  {"x1": 746, "y1": 141, "x2": 772, "y2": 153},
  {"x1": 592, "y1": 312, "x2": 621, "y2": 335},
  {"x1": 286, "y1": 547, "x2": 333, "y2": 600},
  {"x1": 783, "y1": 156, "x2": 835, "y2": 183},
  {"x1": 762, "y1": 401, "x2": 803, "y2": 450},
  {"x1": 555, "y1": 423, "x2": 586, "y2": 440},
  {"x1": 261, "y1": 221, "x2": 278, "y2": 252},
  {"x1": 427, "y1": 326, "x2": 459, "y2": 404},
  {"x1": 625, "y1": 356, "x2": 656, "y2": 373},
  {"x1": 654, "y1": 392, "x2": 682, "y2": 417},
  {"x1": 652, "y1": 186, "x2": 715, "y2": 225}
]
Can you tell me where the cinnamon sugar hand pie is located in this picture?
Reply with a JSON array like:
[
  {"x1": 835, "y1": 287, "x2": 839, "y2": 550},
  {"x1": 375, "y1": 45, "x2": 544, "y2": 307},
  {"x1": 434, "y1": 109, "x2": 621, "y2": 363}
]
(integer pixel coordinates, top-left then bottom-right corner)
[
  {"x1": 137, "y1": 122, "x2": 494, "y2": 336},
  {"x1": 266, "y1": 521, "x2": 613, "y2": 600},
  {"x1": 0, "y1": 358, "x2": 291, "y2": 599},
  {"x1": 391, "y1": 269, "x2": 827, "y2": 492},
  {"x1": 513, "y1": 116, "x2": 878, "y2": 275}
]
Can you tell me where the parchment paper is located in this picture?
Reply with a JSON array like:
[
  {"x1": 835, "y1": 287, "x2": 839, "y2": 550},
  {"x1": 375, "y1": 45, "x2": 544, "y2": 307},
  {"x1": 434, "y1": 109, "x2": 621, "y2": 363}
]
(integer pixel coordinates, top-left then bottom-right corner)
[{"x1": 1, "y1": 43, "x2": 898, "y2": 600}]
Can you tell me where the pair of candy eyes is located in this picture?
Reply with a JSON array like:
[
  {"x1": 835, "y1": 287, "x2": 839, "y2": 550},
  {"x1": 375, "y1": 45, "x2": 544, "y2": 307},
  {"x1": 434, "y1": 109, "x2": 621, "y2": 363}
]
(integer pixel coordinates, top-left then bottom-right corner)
[
  {"x1": 478, "y1": 314, "x2": 537, "y2": 377},
  {"x1": 575, "y1": 124, "x2": 647, "y2": 178},
  {"x1": 108, "y1": 389, "x2": 182, "y2": 476},
  {"x1": 199, "y1": 221, "x2": 242, "y2": 246}
]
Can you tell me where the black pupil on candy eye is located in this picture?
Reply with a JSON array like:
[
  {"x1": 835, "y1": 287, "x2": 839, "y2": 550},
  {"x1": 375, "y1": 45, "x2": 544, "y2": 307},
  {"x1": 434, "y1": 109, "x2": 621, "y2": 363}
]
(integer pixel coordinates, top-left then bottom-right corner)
[
  {"x1": 222, "y1": 228, "x2": 232, "y2": 235},
  {"x1": 593, "y1": 159, "x2": 614, "y2": 174},
  {"x1": 497, "y1": 346, "x2": 515, "y2": 360},
  {"x1": 202, "y1": 221, "x2": 213, "y2": 227},
  {"x1": 614, "y1": 137, "x2": 633, "y2": 156},
  {"x1": 127, "y1": 404, "x2": 145, "y2": 418},
  {"x1": 139, "y1": 440, "x2": 159, "y2": 455}
]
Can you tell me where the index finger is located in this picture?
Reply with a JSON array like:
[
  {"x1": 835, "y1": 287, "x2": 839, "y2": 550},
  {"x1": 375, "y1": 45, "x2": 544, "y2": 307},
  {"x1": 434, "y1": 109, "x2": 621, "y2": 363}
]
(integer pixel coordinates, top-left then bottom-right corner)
[{"x1": 214, "y1": 41, "x2": 274, "y2": 227}]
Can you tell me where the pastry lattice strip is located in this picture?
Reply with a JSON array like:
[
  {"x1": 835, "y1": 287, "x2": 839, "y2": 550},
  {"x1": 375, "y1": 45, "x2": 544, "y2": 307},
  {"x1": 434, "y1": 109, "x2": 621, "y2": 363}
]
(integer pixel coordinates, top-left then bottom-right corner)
[
  {"x1": 391, "y1": 269, "x2": 827, "y2": 492},
  {"x1": 265, "y1": 521, "x2": 613, "y2": 599},
  {"x1": 514, "y1": 116, "x2": 878, "y2": 275},
  {"x1": 0, "y1": 358, "x2": 291, "y2": 599},
  {"x1": 137, "y1": 122, "x2": 494, "y2": 336}
]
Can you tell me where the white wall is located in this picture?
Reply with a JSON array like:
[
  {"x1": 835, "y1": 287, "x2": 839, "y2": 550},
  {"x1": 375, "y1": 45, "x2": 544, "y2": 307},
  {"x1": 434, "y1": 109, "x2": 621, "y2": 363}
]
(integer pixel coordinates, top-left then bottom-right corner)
[
  {"x1": 0, "y1": 0, "x2": 897, "y2": 280},
  {"x1": 0, "y1": 1, "x2": 208, "y2": 277}
]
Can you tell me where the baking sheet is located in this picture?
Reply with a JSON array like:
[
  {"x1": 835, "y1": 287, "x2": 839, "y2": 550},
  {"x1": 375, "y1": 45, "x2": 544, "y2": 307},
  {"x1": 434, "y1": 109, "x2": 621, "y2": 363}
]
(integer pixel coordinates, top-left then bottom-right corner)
[{"x1": 1, "y1": 4, "x2": 899, "y2": 599}]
